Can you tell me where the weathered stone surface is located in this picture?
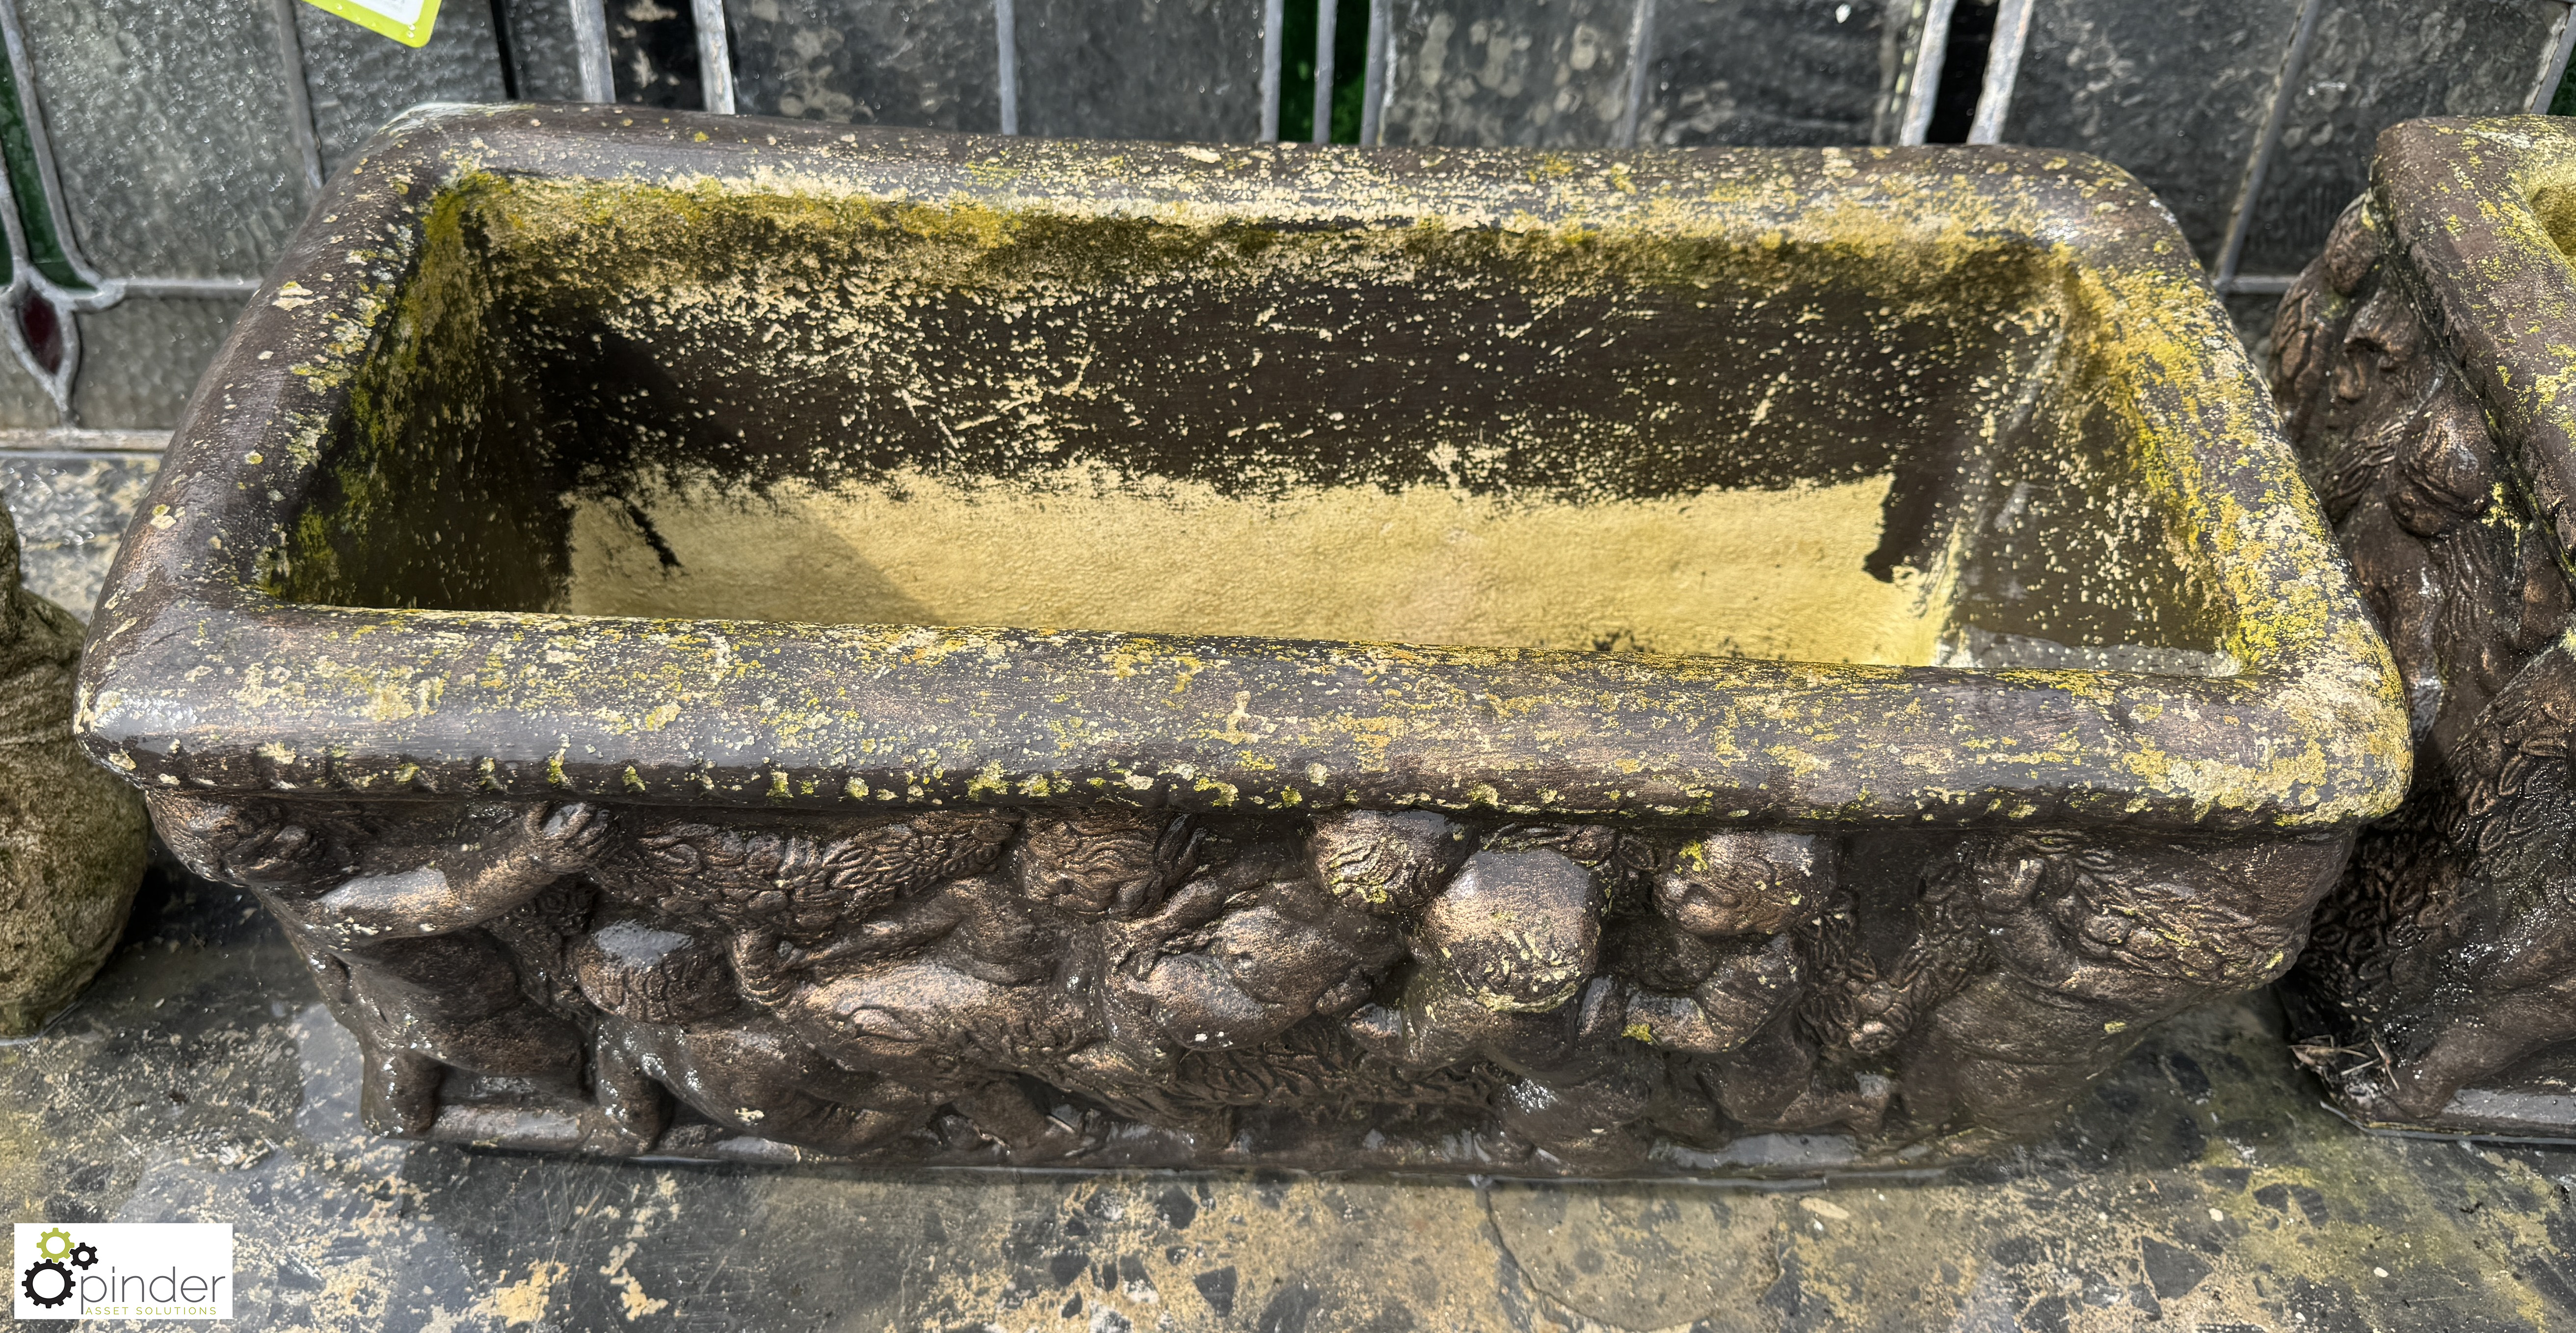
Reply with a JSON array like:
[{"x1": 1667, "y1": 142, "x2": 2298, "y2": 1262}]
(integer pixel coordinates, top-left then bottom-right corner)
[
  {"x1": 2234, "y1": 0, "x2": 2564, "y2": 276},
  {"x1": 0, "y1": 479, "x2": 149, "y2": 1034},
  {"x1": 2271, "y1": 118, "x2": 2576, "y2": 1139},
  {"x1": 295, "y1": 0, "x2": 509, "y2": 177},
  {"x1": 1645, "y1": 0, "x2": 1899, "y2": 148},
  {"x1": 76, "y1": 110, "x2": 2408, "y2": 1173},
  {"x1": 1013, "y1": 0, "x2": 1267, "y2": 141},
  {"x1": 729, "y1": 0, "x2": 1001, "y2": 131},
  {"x1": 1998, "y1": 0, "x2": 2309, "y2": 265},
  {"x1": 1381, "y1": 0, "x2": 1643, "y2": 146}
]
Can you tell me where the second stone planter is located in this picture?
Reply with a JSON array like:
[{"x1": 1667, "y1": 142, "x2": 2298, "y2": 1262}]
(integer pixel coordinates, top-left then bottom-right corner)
[
  {"x1": 79, "y1": 107, "x2": 2405, "y2": 1173},
  {"x1": 2274, "y1": 115, "x2": 2576, "y2": 1139}
]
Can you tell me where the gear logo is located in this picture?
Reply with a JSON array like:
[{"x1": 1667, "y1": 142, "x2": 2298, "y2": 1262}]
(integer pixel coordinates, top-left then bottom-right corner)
[{"x1": 19, "y1": 1226, "x2": 97, "y2": 1309}]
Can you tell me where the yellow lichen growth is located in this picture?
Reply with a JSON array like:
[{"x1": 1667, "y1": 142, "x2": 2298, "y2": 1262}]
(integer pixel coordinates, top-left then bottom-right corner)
[{"x1": 186, "y1": 112, "x2": 2410, "y2": 828}]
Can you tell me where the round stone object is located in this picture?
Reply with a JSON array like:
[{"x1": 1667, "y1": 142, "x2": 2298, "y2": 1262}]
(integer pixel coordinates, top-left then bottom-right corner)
[{"x1": 0, "y1": 492, "x2": 148, "y2": 1034}]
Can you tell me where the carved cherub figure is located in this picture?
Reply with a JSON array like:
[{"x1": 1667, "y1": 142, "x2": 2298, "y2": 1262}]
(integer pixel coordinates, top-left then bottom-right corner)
[
  {"x1": 1016, "y1": 809, "x2": 1201, "y2": 918},
  {"x1": 2268, "y1": 193, "x2": 2576, "y2": 1130},
  {"x1": 730, "y1": 869, "x2": 1085, "y2": 1083},
  {"x1": 1307, "y1": 809, "x2": 1473, "y2": 914},
  {"x1": 2374, "y1": 647, "x2": 2576, "y2": 1119},
  {"x1": 1328, "y1": 816, "x2": 1663, "y2": 1166},
  {"x1": 1618, "y1": 831, "x2": 1814, "y2": 1051},
  {"x1": 596, "y1": 808, "x2": 1019, "y2": 946},
  {"x1": 2275, "y1": 196, "x2": 2560, "y2": 754},
  {"x1": 1899, "y1": 831, "x2": 2344, "y2": 1138},
  {"x1": 716, "y1": 809, "x2": 1200, "y2": 1158},
  {"x1": 1614, "y1": 831, "x2": 1884, "y2": 1134},
  {"x1": 151, "y1": 795, "x2": 605, "y2": 1135},
  {"x1": 1102, "y1": 840, "x2": 1404, "y2": 1064},
  {"x1": 572, "y1": 916, "x2": 940, "y2": 1157}
]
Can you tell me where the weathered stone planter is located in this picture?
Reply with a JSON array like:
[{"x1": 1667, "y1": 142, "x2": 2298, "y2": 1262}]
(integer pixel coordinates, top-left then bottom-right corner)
[
  {"x1": 79, "y1": 106, "x2": 2404, "y2": 1174},
  {"x1": 2273, "y1": 116, "x2": 2576, "y2": 1140}
]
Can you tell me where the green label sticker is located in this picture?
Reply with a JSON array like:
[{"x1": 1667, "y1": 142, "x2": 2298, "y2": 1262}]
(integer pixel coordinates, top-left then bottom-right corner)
[{"x1": 300, "y1": 0, "x2": 441, "y2": 48}]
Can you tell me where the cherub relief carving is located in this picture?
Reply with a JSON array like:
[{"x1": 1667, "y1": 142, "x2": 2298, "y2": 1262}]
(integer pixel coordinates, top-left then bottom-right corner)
[
  {"x1": 1344, "y1": 830, "x2": 1662, "y2": 1167},
  {"x1": 151, "y1": 796, "x2": 604, "y2": 1137},
  {"x1": 150, "y1": 786, "x2": 2330, "y2": 1170},
  {"x1": 572, "y1": 916, "x2": 940, "y2": 1156},
  {"x1": 1618, "y1": 831, "x2": 1886, "y2": 1137},
  {"x1": 2366, "y1": 646, "x2": 2576, "y2": 1119},
  {"x1": 2271, "y1": 195, "x2": 2576, "y2": 1128},
  {"x1": 1898, "y1": 832, "x2": 2344, "y2": 1139}
]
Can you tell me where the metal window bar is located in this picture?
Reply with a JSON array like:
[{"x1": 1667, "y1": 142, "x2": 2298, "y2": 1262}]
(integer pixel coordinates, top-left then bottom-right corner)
[
  {"x1": 2211, "y1": 0, "x2": 2328, "y2": 293},
  {"x1": 1900, "y1": 0, "x2": 2027, "y2": 147},
  {"x1": 1360, "y1": 0, "x2": 1388, "y2": 146},
  {"x1": 1616, "y1": 0, "x2": 1656, "y2": 148},
  {"x1": 2528, "y1": 1, "x2": 2576, "y2": 113},
  {"x1": 571, "y1": 0, "x2": 615, "y2": 102},
  {"x1": 1370, "y1": 0, "x2": 1391, "y2": 144},
  {"x1": 487, "y1": 0, "x2": 521, "y2": 99},
  {"x1": 1311, "y1": 0, "x2": 1336, "y2": 143},
  {"x1": 1964, "y1": 0, "x2": 2030, "y2": 145},
  {"x1": 270, "y1": 0, "x2": 326, "y2": 194},
  {"x1": 1261, "y1": 0, "x2": 1285, "y2": 141},
  {"x1": 1898, "y1": 0, "x2": 1958, "y2": 145},
  {"x1": 694, "y1": 0, "x2": 737, "y2": 114},
  {"x1": 994, "y1": 0, "x2": 1019, "y2": 134}
]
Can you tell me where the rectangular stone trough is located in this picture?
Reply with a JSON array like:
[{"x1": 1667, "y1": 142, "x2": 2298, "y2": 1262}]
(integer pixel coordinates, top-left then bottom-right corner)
[
  {"x1": 2273, "y1": 115, "x2": 2576, "y2": 1141},
  {"x1": 78, "y1": 106, "x2": 2406, "y2": 1174}
]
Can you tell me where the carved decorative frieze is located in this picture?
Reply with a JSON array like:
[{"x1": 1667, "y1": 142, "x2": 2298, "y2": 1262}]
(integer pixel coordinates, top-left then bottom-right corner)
[
  {"x1": 153, "y1": 791, "x2": 2341, "y2": 1170},
  {"x1": 2271, "y1": 124, "x2": 2576, "y2": 1135}
]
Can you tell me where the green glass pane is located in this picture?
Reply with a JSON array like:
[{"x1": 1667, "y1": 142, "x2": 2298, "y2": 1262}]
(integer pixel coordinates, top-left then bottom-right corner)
[{"x1": 0, "y1": 52, "x2": 82, "y2": 291}]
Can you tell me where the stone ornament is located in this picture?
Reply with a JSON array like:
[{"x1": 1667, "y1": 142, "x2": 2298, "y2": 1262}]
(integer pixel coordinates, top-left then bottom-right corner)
[
  {"x1": 0, "y1": 490, "x2": 149, "y2": 1034},
  {"x1": 150, "y1": 793, "x2": 2347, "y2": 1170},
  {"x1": 79, "y1": 108, "x2": 2404, "y2": 1172},
  {"x1": 2271, "y1": 116, "x2": 2576, "y2": 1137}
]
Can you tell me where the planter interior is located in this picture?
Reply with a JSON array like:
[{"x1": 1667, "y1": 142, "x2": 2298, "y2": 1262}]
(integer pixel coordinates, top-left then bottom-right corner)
[
  {"x1": 82, "y1": 108, "x2": 2406, "y2": 1175},
  {"x1": 282, "y1": 158, "x2": 2227, "y2": 673}
]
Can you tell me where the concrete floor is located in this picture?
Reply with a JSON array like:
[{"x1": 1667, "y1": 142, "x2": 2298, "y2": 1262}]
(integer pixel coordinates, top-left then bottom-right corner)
[{"x1": 7, "y1": 446, "x2": 2576, "y2": 1333}]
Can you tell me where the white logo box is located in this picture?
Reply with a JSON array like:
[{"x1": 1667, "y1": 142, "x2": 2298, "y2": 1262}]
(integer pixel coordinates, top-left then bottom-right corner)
[{"x1": 14, "y1": 1224, "x2": 233, "y2": 1322}]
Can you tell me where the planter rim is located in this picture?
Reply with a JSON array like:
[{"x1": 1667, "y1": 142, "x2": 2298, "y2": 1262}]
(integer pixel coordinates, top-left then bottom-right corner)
[
  {"x1": 2374, "y1": 117, "x2": 2576, "y2": 577},
  {"x1": 76, "y1": 105, "x2": 2408, "y2": 833}
]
